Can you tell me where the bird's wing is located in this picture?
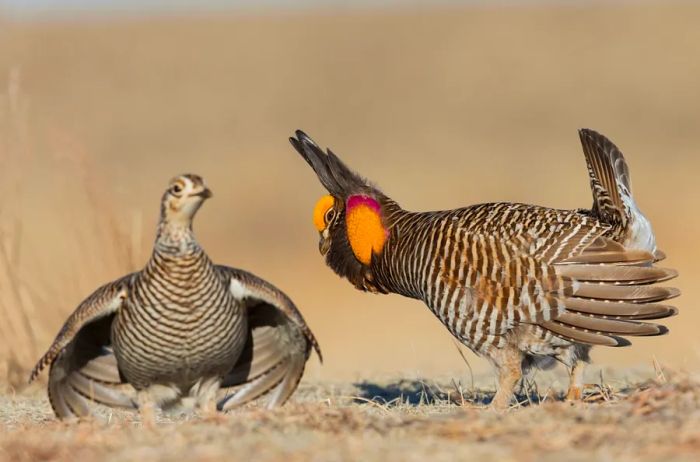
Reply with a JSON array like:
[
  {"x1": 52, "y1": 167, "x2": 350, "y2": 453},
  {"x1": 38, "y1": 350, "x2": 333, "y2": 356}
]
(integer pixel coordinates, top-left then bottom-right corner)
[
  {"x1": 439, "y1": 211, "x2": 678, "y2": 350},
  {"x1": 29, "y1": 273, "x2": 138, "y2": 419},
  {"x1": 215, "y1": 266, "x2": 321, "y2": 410}
]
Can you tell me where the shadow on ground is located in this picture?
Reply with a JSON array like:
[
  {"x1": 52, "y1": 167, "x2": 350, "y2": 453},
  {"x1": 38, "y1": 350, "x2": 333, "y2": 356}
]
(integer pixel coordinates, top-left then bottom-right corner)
[
  {"x1": 353, "y1": 379, "x2": 499, "y2": 406},
  {"x1": 352, "y1": 379, "x2": 604, "y2": 407}
]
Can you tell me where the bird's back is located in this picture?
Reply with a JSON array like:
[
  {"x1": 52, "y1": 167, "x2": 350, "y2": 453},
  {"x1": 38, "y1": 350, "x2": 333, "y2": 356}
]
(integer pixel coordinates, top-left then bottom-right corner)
[
  {"x1": 376, "y1": 201, "x2": 608, "y2": 291},
  {"x1": 373, "y1": 201, "x2": 637, "y2": 350}
]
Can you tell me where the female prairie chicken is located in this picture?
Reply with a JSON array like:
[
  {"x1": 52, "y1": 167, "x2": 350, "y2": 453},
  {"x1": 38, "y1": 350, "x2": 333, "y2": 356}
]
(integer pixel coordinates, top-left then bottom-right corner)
[
  {"x1": 30, "y1": 174, "x2": 321, "y2": 421},
  {"x1": 290, "y1": 129, "x2": 678, "y2": 409}
]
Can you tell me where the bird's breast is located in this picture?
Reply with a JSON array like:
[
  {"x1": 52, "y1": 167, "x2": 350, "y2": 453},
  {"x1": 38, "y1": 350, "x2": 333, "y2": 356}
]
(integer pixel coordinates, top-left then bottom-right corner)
[{"x1": 111, "y1": 282, "x2": 247, "y2": 390}]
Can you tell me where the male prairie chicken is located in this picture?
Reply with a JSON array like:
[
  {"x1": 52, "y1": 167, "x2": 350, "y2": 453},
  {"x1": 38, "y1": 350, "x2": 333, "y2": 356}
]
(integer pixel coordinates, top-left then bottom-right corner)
[
  {"x1": 290, "y1": 129, "x2": 678, "y2": 409},
  {"x1": 30, "y1": 174, "x2": 320, "y2": 421}
]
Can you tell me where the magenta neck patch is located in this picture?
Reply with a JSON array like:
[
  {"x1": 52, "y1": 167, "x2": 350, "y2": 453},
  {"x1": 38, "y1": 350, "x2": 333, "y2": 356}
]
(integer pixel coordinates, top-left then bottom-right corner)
[{"x1": 347, "y1": 195, "x2": 381, "y2": 213}]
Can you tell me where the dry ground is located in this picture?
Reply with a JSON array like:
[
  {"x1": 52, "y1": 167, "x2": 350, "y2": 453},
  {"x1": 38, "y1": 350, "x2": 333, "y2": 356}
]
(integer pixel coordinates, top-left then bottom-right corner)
[
  {"x1": 2, "y1": 369, "x2": 699, "y2": 462},
  {"x1": 0, "y1": 3, "x2": 698, "y2": 461}
]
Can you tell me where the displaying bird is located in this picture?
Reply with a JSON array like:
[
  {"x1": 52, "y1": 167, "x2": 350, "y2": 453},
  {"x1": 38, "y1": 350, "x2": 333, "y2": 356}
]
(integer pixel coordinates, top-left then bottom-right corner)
[
  {"x1": 30, "y1": 174, "x2": 321, "y2": 422},
  {"x1": 290, "y1": 129, "x2": 678, "y2": 409}
]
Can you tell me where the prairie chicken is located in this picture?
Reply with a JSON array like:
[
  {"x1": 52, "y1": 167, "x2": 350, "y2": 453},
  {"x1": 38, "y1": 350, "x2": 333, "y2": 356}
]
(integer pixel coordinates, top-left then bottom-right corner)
[
  {"x1": 290, "y1": 129, "x2": 678, "y2": 409},
  {"x1": 30, "y1": 174, "x2": 321, "y2": 421}
]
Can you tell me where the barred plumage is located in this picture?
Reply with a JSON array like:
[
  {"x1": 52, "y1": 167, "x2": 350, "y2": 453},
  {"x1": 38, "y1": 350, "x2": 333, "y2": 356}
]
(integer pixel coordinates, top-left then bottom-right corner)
[
  {"x1": 290, "y1": 129, "x2": 678, "y2": 409},
  {"x1": 30, "y1": 174, "x2": 321, "y2": 421},
  {"x1": 112, "y1": 244, "x2": 245, "y2": 391}
]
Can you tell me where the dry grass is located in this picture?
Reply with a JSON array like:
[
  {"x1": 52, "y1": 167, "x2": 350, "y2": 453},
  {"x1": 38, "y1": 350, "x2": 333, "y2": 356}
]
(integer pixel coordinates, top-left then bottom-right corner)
[
  {"x1": 0, "y1": 67, "x2": 44, "y2": 385},
  {"x1": 0, "y1": 72, "x2": 146, "y2": 389},
  {"x1": 0, "y1": 4, "x2": 697, "y2": 460},
  {"x1": 1, "y1": 370, "x2": 699, "y2": 461}
]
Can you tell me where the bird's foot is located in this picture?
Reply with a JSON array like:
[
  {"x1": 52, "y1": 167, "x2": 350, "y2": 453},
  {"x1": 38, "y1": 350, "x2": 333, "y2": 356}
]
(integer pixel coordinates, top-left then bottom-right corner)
[
  {"x1": 565, "y1": 383, "x2": 598, "y2": 402},
  {"x1": 197, "y1": 402, "x2": 228, "y2": 423}
]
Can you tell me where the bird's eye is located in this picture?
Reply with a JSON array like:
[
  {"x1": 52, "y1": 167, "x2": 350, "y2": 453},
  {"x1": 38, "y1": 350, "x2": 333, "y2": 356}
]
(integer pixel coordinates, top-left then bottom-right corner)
[
  {"x1": 324, "y1": 208, "x2": 336, "y2": 224},
  {"x1": 171, "y1": 184, "x2": 183, "y2": 194}
]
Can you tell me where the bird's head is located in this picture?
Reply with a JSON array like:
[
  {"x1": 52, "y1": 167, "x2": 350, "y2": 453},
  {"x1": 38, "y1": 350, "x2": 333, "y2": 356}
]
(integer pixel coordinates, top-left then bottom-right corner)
[
  {"x1": 290, "y1": 130, "x2": 392, "y2": 293},
  {"x1": 160, "y1": 173, "x2": 213, "y2": 226}
]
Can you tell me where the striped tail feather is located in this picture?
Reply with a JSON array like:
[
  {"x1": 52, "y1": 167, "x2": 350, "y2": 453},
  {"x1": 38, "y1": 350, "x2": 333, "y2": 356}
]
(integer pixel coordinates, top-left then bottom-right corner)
[
  {"x1": 560, "y1": 244, "x2": 657, "y2": 265},
  {"x1": 218, "y1": 302, "x2": 310, "y2": 411},
  {"x1": 45, "y1": 312, "x2": 137, "y2": 419},
  {"x1": 579, "y1": 128, "x2": 630, "y2": 225},
  {"x1": 542, "y1": 245, "x2": 679, "y2": 347},
  {"x1": 572, "y1": 284, "x2": 679, "y2": 303},
  {"x1": 579, "y1": 128, "x2": 657, "y2": 252},
  {"x1": 556, "y1": 264, "x2": 677, "y2": 285},
  {"x1": 561, "y1": 298, "x2": 678, "y2": 320},
  {"x1": 48, "y1": 346, "x2": 136, "y2": 418},
  {"x1": 539, "y1": 321, "x2": 630, "y2": 347},
  {"x1": 553, "y1": 312, "x2": 667, "y2": 336}
]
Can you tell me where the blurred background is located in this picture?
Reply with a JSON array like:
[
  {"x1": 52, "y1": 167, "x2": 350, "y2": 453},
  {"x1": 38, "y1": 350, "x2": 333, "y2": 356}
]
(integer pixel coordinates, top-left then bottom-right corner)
[{"x1": 0, "y1": 0, "x2": 697, "y2": 388}]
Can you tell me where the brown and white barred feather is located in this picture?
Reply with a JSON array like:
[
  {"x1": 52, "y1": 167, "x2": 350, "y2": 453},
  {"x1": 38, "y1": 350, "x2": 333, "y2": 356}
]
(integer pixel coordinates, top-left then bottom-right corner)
[
  {"x1": 217, "y1": 266, "x2": 321, "y2": 411},
  {"x1": 29, "y1": 276, "x2": 137, "y2": 418},
  {"x1": 30, "y1": 174, "x2": 320, "y2": 419},
  {"x1": 289, "y1": 128, "x2": 678, "y2": 407},
  {"x1": 48, "y1": 344, "x2": 137, "y2": 417},
  {"x1": 372, "y1": 202, "x2": 678, "y2": 355},
  {"x1": 29, "y1": 275, "x2": 133, "y2": 384},
  {"x1": 31, "y1": 263, "x2": 319, "y2": 419},
  {"x1": 541, "y1": 129, "x2": 669, "y2": 375},
  {"x1": 579, "y1": 128, "x2": 658, "y2": 254}
]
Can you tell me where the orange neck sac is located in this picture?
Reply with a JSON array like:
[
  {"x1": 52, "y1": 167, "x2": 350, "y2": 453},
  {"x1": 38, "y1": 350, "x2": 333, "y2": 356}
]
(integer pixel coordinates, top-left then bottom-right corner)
[{"x1": 345, "y1": 195, "x2": 388, "y2": 265}]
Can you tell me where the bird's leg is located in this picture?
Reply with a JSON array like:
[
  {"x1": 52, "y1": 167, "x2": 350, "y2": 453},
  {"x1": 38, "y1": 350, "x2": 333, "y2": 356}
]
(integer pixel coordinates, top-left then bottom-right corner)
[
  {"x1": 136, "y1": 384, "x2": 179, "y2": 427},
  {"x1": 137, "y1": 390, "x2": 158, "y2": 428},
  {"x1": 561, "y1": 344, "x2": 593, "y2": 401},
  {"x1": 565, "y1": 360, "x2": 587, "y2": 401},
  {"x1": 193, "y1": 376, "x2": 224, "y2": 421},
  {"x1": 490, "y1": 346, "x2": 523, "y2": 411}
]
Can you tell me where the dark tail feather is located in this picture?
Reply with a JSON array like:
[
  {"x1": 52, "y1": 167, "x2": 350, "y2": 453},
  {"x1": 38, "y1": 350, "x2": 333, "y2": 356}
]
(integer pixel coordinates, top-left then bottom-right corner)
[{"x1": 578, "y1": 128, "x2": 631, "y2": 225}]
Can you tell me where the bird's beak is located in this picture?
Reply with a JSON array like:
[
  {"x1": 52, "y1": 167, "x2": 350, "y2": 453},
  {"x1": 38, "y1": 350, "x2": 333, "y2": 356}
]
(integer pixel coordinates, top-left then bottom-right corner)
[
  {"x1": 319, "y1": 236, "x2": 331, "y2": 256},
  {"x1": 194, "y1": 187, "x2": 213, "y2": 199}
]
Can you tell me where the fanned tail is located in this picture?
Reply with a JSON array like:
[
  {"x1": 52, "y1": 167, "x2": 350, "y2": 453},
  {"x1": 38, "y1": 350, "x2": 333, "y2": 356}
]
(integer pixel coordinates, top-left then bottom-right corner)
[{"x1": 541, "y1": 243, "x2": 679, "y2": 347}]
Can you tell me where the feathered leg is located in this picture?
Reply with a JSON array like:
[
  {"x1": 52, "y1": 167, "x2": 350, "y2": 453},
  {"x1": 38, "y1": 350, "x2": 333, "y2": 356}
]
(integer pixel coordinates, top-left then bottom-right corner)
[
  {"x1": 558, "y1": 344, "x2": 592, "y2": 401},
  {"x1": 192, "y1": 376, "x2": 224, "y2": 421},
  {"x1": 137, "y1": 384, "x2": 180, "y2": 427},
  {"x1": 490, "y1": 346, "x2": 524, "y2": 410},
  {"x1": 137, "y1": 390, "x2": 157, "y2": 428},
  {"x1": 566, "y1": 361, "x2": 586, "y2": 401}
]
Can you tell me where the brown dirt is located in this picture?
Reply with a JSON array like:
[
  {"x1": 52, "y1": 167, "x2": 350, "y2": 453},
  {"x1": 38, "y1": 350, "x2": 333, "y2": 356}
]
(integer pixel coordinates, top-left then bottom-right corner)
[{"x1": 2, "y1": 371, "x2": 699, "y2": 461}]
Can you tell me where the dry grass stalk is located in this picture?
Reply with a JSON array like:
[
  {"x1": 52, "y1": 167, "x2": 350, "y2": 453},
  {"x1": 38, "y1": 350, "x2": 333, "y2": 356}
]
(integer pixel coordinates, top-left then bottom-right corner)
[
  {"x1": 0, "y1": 69, "x2": 146, "y2": 389},
  {"x1": 0, "y1": 67, "x2": 39, "y2": 387}
]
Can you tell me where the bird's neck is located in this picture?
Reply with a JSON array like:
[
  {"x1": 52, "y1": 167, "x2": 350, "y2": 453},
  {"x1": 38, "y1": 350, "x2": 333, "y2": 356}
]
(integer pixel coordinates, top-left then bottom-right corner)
[
  {"x1": 154, "y1": 219, "x2": 200, "y2": 256},
  {"x1": 369, "y1": 207, "x2": 431, "y2": 300}
]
